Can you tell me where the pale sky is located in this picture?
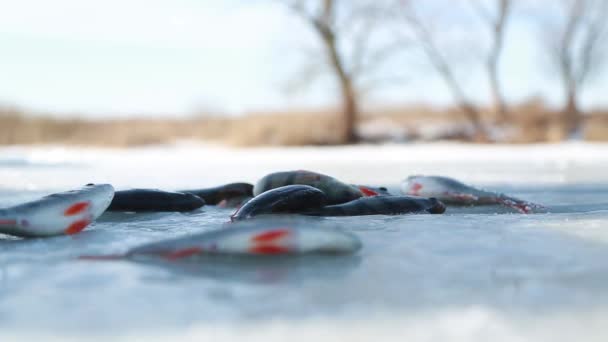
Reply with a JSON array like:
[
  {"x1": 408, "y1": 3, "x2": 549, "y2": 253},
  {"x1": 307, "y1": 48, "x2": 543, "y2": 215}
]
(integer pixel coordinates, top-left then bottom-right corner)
[{"x1": 0, "y1": 0, "x2": 606, "y2": 118}]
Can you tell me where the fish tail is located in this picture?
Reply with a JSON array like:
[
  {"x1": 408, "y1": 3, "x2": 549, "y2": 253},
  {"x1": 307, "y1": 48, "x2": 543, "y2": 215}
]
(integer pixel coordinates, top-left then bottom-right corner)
[{"x1": 498, "y1": 196, "x2": 543, "y2": 214}]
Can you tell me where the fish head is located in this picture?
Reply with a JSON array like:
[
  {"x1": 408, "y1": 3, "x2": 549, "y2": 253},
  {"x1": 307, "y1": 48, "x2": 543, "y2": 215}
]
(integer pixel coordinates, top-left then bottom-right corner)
[
  {"x1": 6, "y1": 184, "x2": 114, "y2": 237},
  {"x1": 400, "y1": 175, "x2": 445, "y2": 197}
]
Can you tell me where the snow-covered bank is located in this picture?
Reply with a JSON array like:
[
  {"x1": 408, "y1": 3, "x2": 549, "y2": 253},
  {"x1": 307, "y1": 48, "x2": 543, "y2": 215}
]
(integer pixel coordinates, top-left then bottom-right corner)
[{"x1": 0, "y1": 142, "x2": 607, "y2": 191}]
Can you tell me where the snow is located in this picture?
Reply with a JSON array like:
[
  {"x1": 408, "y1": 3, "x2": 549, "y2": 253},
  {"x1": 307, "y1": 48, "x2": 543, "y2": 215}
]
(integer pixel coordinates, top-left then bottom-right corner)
[{"x1": 1, "y1": 141, "x2": 607, "y2": 191}]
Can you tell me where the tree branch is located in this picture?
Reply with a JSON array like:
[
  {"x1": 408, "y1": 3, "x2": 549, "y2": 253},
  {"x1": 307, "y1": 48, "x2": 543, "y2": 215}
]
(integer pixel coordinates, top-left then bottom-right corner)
[
  {"x1": 575, "y1": 0, "x2": 608, "y2": 86},
  {"x1": 399, "y1": 2, "x2": 486, "y2": 138}
]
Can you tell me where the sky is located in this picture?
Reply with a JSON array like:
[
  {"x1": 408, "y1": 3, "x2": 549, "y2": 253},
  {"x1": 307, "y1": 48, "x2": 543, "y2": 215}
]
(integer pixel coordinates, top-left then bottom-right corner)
[{"x1": 0, "y1": 0, "x2": 606, "y2": 118}]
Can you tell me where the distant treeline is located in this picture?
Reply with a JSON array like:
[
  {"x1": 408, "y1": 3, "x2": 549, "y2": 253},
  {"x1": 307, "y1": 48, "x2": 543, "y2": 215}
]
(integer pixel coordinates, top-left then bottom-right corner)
[
  {"x1": 1, "y1": 101, "x2": 607, "y2": 147},
  {"x1": 2, "y1": 0, "x2": 606, "y2": 146}
]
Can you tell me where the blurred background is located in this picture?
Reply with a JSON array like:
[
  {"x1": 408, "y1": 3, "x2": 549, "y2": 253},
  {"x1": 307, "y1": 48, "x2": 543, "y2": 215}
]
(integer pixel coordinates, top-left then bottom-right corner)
[{"x1": 0, "y1": 0, "x2": 606, "y2": 147}]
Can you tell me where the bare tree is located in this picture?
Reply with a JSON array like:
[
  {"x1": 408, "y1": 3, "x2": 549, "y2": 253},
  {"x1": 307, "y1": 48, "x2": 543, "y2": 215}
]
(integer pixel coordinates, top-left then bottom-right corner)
[
  {"x1": 471, "y1": 0, "x2": 513, "y2": 123},
  {"x1": 398, "y1": 1, "x2": 488, "y2": 141},
  {"x1": 543, "y1": 0, "x2": 608, "y2": 137},
  {"x1": 283, "y1": 0, "x2": 400, "y2": 144},
  {"x1": 285, "y1": 0, "x2": 356, "y2": 143}
]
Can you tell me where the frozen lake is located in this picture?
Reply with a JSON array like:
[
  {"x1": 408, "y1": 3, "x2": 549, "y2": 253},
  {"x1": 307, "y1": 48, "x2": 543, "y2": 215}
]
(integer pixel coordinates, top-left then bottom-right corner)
[{"x1": 1, "y1": 142, "x2": 608, "y2": 341}]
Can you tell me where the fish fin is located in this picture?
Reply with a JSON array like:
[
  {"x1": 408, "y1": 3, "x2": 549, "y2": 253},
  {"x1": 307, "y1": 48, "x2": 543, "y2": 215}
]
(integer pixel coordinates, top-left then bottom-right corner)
[
  {"x1": 64, "y1": 218, "x2": 92, "y2": 235},
  {"x1": 498, "y1": 198, "x2": 538, "y2": 214},
  {"x1": 217, "y1": 199, "x2": 228, "y2": 208}
]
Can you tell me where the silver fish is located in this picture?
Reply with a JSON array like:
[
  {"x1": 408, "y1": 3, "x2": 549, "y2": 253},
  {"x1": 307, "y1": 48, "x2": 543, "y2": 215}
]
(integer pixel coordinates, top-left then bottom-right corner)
[
  {"x1": 80, "y1": 218, "x2": 362, "y2": 260},
  {"x1": 401, "y1": 175, "x2": 544, "y2": 213},
  {"x1": 0, "y1": 184, "x2": 114, "y2": 237}
]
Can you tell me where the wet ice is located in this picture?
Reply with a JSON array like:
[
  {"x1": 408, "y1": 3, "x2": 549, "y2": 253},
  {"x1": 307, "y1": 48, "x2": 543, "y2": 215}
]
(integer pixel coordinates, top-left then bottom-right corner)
[{"x1": 1, "y1": 143, "x2": 608, "y2": 340}]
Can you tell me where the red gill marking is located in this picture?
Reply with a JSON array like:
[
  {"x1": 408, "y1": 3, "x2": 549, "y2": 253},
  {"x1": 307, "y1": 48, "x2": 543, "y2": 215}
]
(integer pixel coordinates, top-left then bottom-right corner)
[
  {"x1": 252, "y1": 229, "x2": 290, "y2": 243},
  {"x1": 0, "y1": 219, "x2": 17, "y2": 226},
  {"x1": 162, "y1": 247, "x2": 204, "y2": 260},
  {"x1": 359, "y1": 186, "x2": 379, "y2": 197},
  {"x1": 409, "y1": 182, "x2": 423, "y2": 195},
  {"x1": 250, "y1": 245, "x2": 291, "y2": 255},
  {"x1": 64, "y1": 201, "x2": 90, "y2": 216},
  {"x1": 64, "y1": 218, "x2": 92, "y2": 235}
]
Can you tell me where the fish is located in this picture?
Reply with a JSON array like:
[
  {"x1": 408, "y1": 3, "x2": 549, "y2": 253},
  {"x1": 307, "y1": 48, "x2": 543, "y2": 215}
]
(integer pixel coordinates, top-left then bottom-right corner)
[
  {"x1": 254, "y1": 170, "x2": 362, "y2": 205},
  {"x1": 231, "y1": 185, "x2": 326, "y2": 221},
  {"x1": 79, "y1": 218, "x2": 363, "y2": 259},
  {"x1": 179, "y1": 183, "x2": 253, "y2": 206},
  {"x1": 401, "y1": 175, "x2": 544, "y2": 213},
  {"x1": 0, "y1": 184, "x2": 114, "y2": 238},
  {"x1": 107, "y1": 189, "x2": 205, "y2": 212},
  {"x1": 303, "y1": 195, "x2": 445, "y2": 216}
]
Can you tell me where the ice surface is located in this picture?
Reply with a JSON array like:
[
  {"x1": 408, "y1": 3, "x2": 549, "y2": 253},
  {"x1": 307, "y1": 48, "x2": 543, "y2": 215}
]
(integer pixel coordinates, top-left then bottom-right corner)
[{"x1": 1, "y1": 142, "x2": 608, "y2": 341}]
